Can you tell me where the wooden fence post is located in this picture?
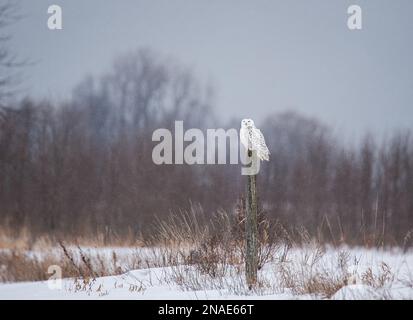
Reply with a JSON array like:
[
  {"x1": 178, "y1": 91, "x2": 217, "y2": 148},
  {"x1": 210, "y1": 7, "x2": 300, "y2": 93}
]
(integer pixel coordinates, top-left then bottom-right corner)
[{"x1": 245, "y1": 149, "x2": 258, "y2": 288}]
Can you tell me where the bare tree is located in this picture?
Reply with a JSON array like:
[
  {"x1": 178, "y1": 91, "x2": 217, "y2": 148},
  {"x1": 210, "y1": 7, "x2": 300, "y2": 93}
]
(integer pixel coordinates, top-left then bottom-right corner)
[
  {"x1": 1, "y1": 47, "x2": 412, "y2": 246},
  {"x1": 0, "y1": 1, "x2": 24, "y2": 104}
]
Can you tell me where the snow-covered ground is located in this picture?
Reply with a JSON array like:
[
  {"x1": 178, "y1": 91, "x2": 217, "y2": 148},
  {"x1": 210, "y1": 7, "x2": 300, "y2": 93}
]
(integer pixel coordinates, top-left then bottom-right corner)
[{"x1": 0, "y1": 246, "x2": 412, "y2": 300}]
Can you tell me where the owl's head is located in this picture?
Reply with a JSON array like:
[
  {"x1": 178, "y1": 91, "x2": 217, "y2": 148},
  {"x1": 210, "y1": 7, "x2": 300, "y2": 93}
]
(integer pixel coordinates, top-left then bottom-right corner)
[{"x1": 241, "y1": 118, "x2": 255, "y2": 128}]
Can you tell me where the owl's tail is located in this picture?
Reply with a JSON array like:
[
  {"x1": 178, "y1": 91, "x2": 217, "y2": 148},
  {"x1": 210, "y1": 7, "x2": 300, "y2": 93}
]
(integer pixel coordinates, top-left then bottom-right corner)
[{"x1": 258, "y1": 150, "x2": 270, "y2": 161}]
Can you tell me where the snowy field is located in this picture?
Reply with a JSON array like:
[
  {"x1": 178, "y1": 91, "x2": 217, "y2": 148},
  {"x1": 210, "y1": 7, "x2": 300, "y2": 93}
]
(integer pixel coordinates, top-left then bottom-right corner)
[{"x1": 1, "y1": 246, "x2": 412, "y2": 300}]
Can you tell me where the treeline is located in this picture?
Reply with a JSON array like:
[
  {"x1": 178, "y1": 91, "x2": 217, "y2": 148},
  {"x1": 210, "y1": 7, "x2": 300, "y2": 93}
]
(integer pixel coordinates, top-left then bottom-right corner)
[
  {"x1": 260, "y1": 114, "x2": 413, "y2": 245},
  {"x1": 0, "y1": 49, "x2": 412, "y2": 244}
]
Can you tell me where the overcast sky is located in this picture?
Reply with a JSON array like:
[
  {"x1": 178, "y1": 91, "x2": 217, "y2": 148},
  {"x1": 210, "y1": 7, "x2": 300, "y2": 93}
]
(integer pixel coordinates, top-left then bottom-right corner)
[{"x1": 9, "y1": 0, "x2": 413, "y2": 139}]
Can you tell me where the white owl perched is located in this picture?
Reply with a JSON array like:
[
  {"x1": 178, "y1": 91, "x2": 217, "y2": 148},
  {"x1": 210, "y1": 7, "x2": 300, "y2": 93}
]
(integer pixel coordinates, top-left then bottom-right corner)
[{"x1": 240, "y1": 119, "x2": 270, "y2": 161}]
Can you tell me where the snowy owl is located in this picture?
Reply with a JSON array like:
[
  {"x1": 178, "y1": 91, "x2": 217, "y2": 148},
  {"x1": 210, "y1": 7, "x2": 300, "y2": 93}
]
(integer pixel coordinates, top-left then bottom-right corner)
[{"x1": 240, "y1": 119, "x2": 270, "y2": 161}]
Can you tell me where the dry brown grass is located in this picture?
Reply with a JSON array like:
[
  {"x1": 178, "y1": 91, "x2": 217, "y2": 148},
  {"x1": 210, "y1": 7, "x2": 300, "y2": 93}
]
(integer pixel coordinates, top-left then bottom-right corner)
[
  {"x1": 0, "y1": 242, "x2": 143, "y2": 283},
  {"x1": 361, "y1": 263, "x2": 394, "y2": 289},
  {"x1": 0, "y1": 250, "x2": 61, "y2": 282},
  {"x1": 151, "y1": 203, "x2": 286, "y2": 280},
  {"x1": 0, "y1": 204, "x2": 407, "y2": 300},
  {"x1": 0, "y1": 226, "x2": 50, "y2": 250},
  {"x1": 0, "y1": 225, "x2": 145, "y2": 250}
]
